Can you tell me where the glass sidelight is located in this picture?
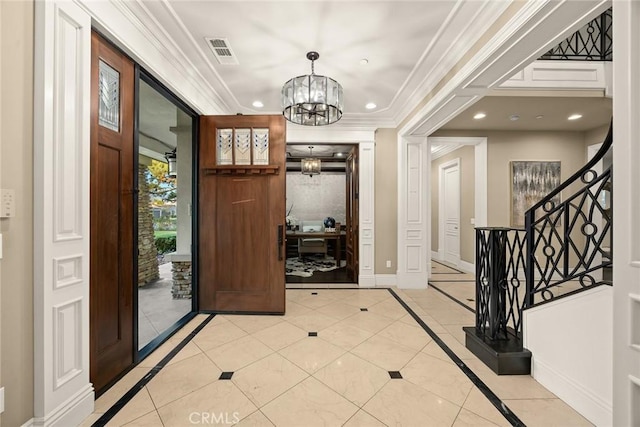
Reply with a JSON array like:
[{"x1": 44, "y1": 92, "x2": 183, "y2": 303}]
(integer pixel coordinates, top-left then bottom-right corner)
[{"x1": 136, "y1": 73, "x2": 195, "y2": 352}]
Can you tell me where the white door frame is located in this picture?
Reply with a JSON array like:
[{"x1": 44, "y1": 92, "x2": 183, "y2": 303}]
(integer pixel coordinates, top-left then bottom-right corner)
[
  {"x1": 286, "y1": 126, "x2": 376, "y2": 287},
  {"x1": 438, "y1": 158, "x2": 461, "y2": 265}
]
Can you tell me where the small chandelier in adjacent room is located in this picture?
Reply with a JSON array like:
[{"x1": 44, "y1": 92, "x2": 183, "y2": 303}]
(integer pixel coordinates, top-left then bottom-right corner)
[
  {"x1": 165, "y1": 148, "x2": 177, "y2": 178},
  {"x1": 282, "y1": 51, "x2": 344, "y2": 126},
  {"x1": 301, "y1": 146, "x2": 321, "y2": 177}
]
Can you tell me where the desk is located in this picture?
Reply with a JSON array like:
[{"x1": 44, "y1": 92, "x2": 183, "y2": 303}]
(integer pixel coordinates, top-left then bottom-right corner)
[{"x1": 286, "y1": 230, "x2": 346, "y2": 265}]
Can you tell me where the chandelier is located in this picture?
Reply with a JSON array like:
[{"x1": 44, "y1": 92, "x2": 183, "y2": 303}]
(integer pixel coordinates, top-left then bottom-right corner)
[
  {"x1": 282, "y1": 52, "x2": 343, "y2": 126},
  {"x1": 301, "y1": 146, "x2": 321, "y2": 176}
]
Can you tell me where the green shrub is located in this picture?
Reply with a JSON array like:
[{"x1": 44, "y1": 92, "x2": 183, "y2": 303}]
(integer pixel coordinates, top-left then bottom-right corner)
[{"x1": 155, "y1": 235, "x2": 176, "y2": 254}]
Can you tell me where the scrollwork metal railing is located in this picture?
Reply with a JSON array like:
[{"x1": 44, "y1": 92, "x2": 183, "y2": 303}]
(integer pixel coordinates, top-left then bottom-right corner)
[
  {"x1": 475, "y1": 227, "x2": 527, "y2": 339},
  {"x1": 539, "y1": 8, "x2": 612, "y2": 61},
  {"x1": 473, "y1": 124, "x2": 612, "y2": 345},
  {"x1": 525, "y1": 126, "x2": 613, "y2": 307}
]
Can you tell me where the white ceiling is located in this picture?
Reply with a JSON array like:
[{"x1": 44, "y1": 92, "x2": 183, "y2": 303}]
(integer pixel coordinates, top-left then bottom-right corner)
[{"x1": 129, "y1": 0, "x2": 511, "y2": 126}]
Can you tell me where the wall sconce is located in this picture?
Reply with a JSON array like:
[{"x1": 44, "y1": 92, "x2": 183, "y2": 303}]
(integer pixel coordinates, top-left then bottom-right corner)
[
  {"x1": 301, "y1": 146, "x2": 321, "y2": 177},
  {"x1": 165, "y1": 148, "x2": 177, "y2": 178}
]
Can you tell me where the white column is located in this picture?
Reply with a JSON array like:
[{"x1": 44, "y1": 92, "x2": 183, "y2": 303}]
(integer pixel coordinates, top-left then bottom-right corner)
[
  {"x1": 358, "y1": 141, "x2": 375, "y2": 287},
  {"x1": 612, "y1": 1, "x2": 640, "y2": 425},
  {"x1": 396, "y1": 136, "x2": 429, "y2": 289},
  {"x1": 170, "y1": 119, "x2": 192, "y2": 257},
  {"x1": 33, "y1": 1, "x2": 94, "y2": 425}
]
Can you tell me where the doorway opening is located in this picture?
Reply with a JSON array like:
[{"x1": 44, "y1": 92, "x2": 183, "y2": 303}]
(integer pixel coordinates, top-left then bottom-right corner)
[{"x1": 284, "y1": 143, "x2": 357, "y2": 285}]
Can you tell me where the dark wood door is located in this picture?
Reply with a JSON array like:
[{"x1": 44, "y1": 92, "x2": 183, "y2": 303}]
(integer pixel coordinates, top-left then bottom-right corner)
[
  {"x1": 346, "y1": 147, "x2": 359, "y2": 282},
  {"x1": 90, "y1": 32, "x2": 135, "y2": 393},
  {"x1": 199, "y1": 115, "x2": 286, "y2": 313}
]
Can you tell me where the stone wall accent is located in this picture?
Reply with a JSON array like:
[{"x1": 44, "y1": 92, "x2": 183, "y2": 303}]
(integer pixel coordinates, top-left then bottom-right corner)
[
  {"x1": 138, "y1": 165, "x2": 159, "y2": 286},
  {"x1": 171, "y1": 261, "x2": 192, "y2": 299}
]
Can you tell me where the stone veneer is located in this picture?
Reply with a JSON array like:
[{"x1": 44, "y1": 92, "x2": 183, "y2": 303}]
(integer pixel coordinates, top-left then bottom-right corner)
[
  {"x1": 171, "y1": 261, "x2": 192, "y2": 299},
  {"x1": 138, "y1": 165, "x2": 159, "y2": 286}
]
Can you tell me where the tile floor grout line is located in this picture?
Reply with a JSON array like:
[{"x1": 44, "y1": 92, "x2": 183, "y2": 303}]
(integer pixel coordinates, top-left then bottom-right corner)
[
  {"x1": 92, "y1": 314, "x2": 216, "y2": 427},
  {"x1": 428, "y1": 282, "x2": 476, "y2": 314},
  {"x1": 432, "y1": 259, "x2": 466, "y2": 274},
  {"x1": 387, "y1": 288, "x2": 526, "y2": 427}
]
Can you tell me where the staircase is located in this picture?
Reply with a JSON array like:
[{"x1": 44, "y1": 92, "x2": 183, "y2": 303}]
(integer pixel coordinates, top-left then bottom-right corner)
[{"x1": 465, "y1": 124, "x2": 613, "y2": 424}]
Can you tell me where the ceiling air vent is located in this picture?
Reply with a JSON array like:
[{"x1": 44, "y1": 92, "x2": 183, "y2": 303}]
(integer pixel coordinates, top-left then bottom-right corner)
[{"x1": 206, "y1": 37, "x2": 239, "y2": 65}]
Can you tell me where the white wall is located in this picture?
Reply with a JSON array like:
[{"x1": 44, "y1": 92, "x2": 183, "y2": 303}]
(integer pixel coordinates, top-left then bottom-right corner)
[
  {"x1": 523, "y1": 286, "x2": 612, "y2": 426},
  {"x1": 286, "y1": 172, "x2": 346, "y2": 225}
]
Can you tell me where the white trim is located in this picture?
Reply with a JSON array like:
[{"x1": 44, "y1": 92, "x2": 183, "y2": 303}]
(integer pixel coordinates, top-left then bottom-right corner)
[
  {"x1": 431, "y1": 250, "x2": 440, "y2": 260},
  {"x1": 458, "y1": 260, "x2": 475, "y2": 274},
  {"x1": 498, "y1": 60, "x2": 611, "y2": 92},
  {"x1": 438, "y1": 158, "x2": 461, "y2": 266},
  {"x1": 532, "y1": 359, "x2": 612, "y2": 427},
  {"x1": 358, "y1": 275, "x2": 376, "y2": 288},
  {"x1": 34, "y1": 0, "x2": 94, "y2": 423},
  {"x1": 375, "y1": 274, "x2": 397, "y2": 287}
]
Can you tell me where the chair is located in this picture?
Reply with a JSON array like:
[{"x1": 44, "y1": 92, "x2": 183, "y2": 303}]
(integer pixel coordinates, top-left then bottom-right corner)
[{"x1": 297, "y1": 221, "x2": 328, "y2": 258}]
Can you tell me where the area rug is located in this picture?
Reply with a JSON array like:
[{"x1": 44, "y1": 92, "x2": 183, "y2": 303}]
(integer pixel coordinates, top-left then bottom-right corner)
[{"x1": 286, "y1": 256, "x2": 344, "y2": 277}]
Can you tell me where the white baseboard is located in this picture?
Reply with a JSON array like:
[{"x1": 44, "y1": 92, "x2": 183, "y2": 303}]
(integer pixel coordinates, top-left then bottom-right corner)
[
  {"x1": 458, "y1": 260, "x2": 475, "y2": 274},
  {"x1": 431, "y1": 250, "x2": 439, "y2": 259},
  {"x1": 358, "y1": 275, "x2": 376, "y2": 288},
  {"x1": 25, "y1": 384, "x2": 94, "y2": 427},
  {"x1": 375, "y1": 274, "x2": 397, "y2": 287},
  {"x1": 532, "y1": 358, "x2": 612, "y2": 427}
]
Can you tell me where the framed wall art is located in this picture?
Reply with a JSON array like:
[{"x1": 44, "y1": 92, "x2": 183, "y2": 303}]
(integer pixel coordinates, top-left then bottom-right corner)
[{"x1": 510, "y1": 160, "x2": 561, "y2": 228}]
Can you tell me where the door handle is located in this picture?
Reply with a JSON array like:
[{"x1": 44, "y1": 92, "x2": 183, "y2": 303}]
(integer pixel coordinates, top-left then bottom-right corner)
[{"x1": 277, "y1": 224, "x2": 284, "y2": 261}]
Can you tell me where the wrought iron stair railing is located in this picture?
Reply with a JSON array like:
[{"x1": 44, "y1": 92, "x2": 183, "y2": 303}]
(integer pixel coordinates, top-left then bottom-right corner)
[
  {"x1": 467, "y1": 124, "x2": 612, "y2": 374},
  {"x1": 539, "y1": 8, "x2": 612, "y2": 61}
]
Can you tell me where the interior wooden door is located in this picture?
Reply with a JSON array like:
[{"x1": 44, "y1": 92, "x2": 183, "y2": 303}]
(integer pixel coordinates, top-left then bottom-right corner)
[
  {"x1": 89, "y1": 32, "x2": 135, "y2": 393},
  {"x1": 346, "y1": 147, "x2": 359, "y2": 282},
  {"x1": 199, "y1": 115, "x2": 286, "y2": 313}
]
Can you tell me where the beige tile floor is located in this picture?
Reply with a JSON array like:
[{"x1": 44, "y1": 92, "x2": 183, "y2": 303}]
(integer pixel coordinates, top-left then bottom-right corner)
[{"x1": 82, "y1": 286, "x2": 592, "y2": 427}]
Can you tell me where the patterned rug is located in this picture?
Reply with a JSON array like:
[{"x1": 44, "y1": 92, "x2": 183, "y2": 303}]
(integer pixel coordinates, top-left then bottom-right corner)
[{"x1": 286, "y1": 256, "x2": 344, "y2": 277}]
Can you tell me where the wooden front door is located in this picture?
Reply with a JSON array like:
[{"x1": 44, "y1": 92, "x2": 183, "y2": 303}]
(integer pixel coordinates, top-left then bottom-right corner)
[
  {"x1": 199, "y1": 115, "x2": 286, "y2": 313},
  {"x1": 89, "y1": 32, "x2": 135, "y2": 393},
  {"x1": 346, "y1": 147, "x2": 359, "y2": 282}
]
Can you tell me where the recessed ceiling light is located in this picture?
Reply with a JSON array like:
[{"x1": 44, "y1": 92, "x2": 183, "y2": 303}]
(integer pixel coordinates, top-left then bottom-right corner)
[
  {"x1": 473, "y1": 112, "x2": 486, "y2": 120},
  {"x1": 509, "y1": 114, "x2": 520, "y2": 121},
  {"x1": 568, "y1": 113, "x2": 583, "y2": 121},
  {"x1": 335, "y1": 152, "x2": 344, "y2": 157},
  {"x1": 252, "y1": 100, "x2": 264, "y2": 108},
  {"x1": 365, "y1": 102, "x2": 377, "y2": 110},
  {"x1": 359, "y1": 58, "x2": 369, "y2": 65},
  {"x1": 536, "y1": 115, "x2": 544, "y2": 119}
]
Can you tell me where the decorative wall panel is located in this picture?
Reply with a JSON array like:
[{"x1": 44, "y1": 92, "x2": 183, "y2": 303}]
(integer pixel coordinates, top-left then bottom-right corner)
[
  {"x1": 407, "y1": 143, "x2": 421, "y2": 223},
  {"x1": 53, "y1": 299, "x2": 82, "y2": 389},
  {"x1": 54, "y1": 13, "x2": 84, "y2": 242},
  {"x1": 406, "y1": 245, "x2": 422, "y2": 271},
  {"x1": 54, "y1": 255, "x2": 83, "y2": 289},
  {"x1": 253, "y1": 128, "x2": 269, "y2": 165}
]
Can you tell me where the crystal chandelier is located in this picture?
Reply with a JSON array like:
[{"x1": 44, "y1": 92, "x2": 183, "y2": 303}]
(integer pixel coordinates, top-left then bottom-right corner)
[{"x1": 282, "y1": 52, "x2": 343, "y2": 126}]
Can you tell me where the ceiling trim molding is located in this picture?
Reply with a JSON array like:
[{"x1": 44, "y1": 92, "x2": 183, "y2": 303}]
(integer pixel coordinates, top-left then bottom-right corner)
[
  {"x1": 400, "y1": 0, "x2": 610, "y2": 138},
  {"x1": 391, "y1": 0, "x2": 512, "y2": 125},
  {"x1": 286, "y1": 126, "x2": 375, "y2": 144},
  {"x1": 430, "y1": 143, "x2": 462, "y2": 161}
]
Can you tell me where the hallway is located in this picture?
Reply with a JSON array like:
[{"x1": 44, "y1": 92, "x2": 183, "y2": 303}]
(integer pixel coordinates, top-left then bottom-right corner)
[{"x1": 82, "y1": 284, "x2": 591, "y2": 426}]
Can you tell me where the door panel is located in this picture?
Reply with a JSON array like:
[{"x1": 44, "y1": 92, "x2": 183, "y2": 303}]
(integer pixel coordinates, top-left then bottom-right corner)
[
  {"x1": 443, "y1": 163, "x2": 460, "y2": 264},
  {"x1": 90, "y1": 32, "x2": 135, "y2": 393},
  {"x1": 199, "y1": 115, "x2": 285, "y2": 313},
  {"x1": 346, "y1": 147, "x2": 359, "y2": 282}
]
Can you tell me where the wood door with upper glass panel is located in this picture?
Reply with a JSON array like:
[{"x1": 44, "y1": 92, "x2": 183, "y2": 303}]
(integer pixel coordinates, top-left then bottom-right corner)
[
  {"x1": 346, "y1": 146, "x2": 359, "y2": 282},
  {"x1": 199, "y1": 115, "x2": 286, "y2": 313},
  {"x1": 90, "y1": 32, "x2": 135, "y2": 393}
]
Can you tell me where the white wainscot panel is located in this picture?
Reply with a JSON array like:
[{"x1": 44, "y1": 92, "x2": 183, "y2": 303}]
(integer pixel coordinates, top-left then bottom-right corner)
[
  {"x1": 499, "y1": 61, "x2": 608, "y2": 90},
  {"x1": 406, "y1": 230, "x2": 422, "y2": 240},
  {"x1": 54, "y1": 255, "x2": 83, "y2": 289},
  {"x1": 361, "y1": 243, "x2": 373, "y2": 270},
  {"x1": 407, "y1": 144, "x2": 422, "y2": 223},
  {"x1": 406, "y1": 245, "x2": 423, "y2": 272},
  {"x1": 54, "y1": 10, "x2": 83, "y2": 242},
  {"x1": 54, "y1": 298, "x2": 83, "y2": 389}
]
